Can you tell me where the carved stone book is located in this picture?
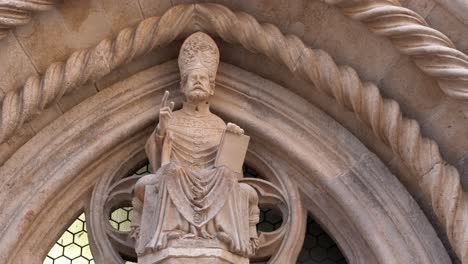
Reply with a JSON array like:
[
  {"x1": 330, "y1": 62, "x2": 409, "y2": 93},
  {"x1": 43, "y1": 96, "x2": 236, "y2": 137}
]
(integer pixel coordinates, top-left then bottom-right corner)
[{"x1": 215, "y1": 130, "x2": 250, "y2": 174}]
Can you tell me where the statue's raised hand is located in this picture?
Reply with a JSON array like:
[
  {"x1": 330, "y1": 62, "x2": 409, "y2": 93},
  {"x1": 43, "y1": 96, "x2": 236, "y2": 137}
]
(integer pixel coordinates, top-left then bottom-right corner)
[{"x1": 158, "y1": 91, "x2": 175, "y2": 136}]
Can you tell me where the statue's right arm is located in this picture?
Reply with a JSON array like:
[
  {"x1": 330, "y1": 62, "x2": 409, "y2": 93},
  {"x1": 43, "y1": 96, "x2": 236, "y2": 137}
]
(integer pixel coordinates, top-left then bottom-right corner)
[
  {"x1": 145, "y1": 126, "x2": 165, "y2": 172},
  {"x1": 158, "y1": 90, "x2": 174, "y2": 138},
  {"x1": 132, "y1": 92, "x2": 174, "y2": 240},
  {"x1": 145, "y1": 91, "x2": 174, "y2": 171}
]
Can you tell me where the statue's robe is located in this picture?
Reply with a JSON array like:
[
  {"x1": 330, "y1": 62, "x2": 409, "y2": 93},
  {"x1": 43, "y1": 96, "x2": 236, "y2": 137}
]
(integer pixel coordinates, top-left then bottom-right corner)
[{"x1": 134, "y1": 106, "x2": 258, "y2": 257}]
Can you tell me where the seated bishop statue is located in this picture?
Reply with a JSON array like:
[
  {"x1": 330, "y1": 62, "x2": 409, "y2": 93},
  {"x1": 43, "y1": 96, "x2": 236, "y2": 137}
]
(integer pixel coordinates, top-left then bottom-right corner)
[{"x1": 131, "y1": 32, "x2": 260, "y2": 264}]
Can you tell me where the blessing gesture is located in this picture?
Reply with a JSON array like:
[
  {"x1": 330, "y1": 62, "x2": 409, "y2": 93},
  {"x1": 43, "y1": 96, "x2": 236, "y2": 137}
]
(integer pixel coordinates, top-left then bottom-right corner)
[{"x1": 158, "y1": 91, "x2": 175, "y2": 136}]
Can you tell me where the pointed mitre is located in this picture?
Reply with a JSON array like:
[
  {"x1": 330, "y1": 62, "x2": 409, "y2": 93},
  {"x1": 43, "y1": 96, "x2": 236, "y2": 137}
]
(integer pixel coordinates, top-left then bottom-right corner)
[{"x1": 178, "y1": 32, "x2": 220, "y2": 79}]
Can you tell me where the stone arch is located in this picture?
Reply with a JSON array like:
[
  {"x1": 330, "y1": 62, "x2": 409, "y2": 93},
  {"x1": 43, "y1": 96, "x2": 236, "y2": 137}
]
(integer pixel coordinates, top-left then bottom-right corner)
[
  {"x1": 3, "y1": 0, "x2": 468, "y2": 100},
  {"x1": 0, "y1": 3, "x2": 466, "y2": 261},
  {"x1": 0, "y1": 60, "x2": 450, "y2": 263}
]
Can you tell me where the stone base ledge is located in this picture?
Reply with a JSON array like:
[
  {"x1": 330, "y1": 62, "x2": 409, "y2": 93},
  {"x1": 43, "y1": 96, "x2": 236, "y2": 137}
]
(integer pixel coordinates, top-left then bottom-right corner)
[{"x1": 138, "y1": 247, "x2": 249, "y2": 264}]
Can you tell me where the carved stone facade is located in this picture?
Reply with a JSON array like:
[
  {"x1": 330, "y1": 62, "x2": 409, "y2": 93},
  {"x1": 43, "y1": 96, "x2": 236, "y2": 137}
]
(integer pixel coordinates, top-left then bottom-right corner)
[{"x1": 0, "y1": 1, "x2": 467, "y2": 264}]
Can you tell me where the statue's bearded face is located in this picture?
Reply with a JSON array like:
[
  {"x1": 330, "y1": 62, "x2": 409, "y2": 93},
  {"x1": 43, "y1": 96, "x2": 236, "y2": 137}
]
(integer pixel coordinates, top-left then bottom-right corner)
[{"x1": 182, "y1": 68, "x2": 214, "y2": 102}]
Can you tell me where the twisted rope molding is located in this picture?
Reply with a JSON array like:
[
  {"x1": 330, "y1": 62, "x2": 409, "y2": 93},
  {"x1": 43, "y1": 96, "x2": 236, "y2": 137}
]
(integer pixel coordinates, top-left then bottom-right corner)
[
  {"x1": 0, "y1": 3, "x2": 466, "y2": 262},
  {"x1": 0, "y1": 0, "x2": 57, "y2": 40},
  {"x1": 3, "y1": 0, "x2": 468, "y2": 99},
  {"x1": 325, "y1": 0, "x2": 468, "y2": 100}
]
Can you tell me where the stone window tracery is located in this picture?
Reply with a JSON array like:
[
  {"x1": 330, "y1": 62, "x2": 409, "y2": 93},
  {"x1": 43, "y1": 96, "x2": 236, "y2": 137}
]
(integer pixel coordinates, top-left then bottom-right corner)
[{"x1": 44, "y1": 164, "x2": 346, "y2": 264}]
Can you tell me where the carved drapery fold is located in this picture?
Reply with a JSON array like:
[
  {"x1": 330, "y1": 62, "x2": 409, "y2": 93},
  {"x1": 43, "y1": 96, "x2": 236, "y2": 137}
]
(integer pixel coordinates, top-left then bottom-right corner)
[
  {"x1": 88, "y1": 159, "x2": 296, "y2": 263},
  {"x1": 0, "y1": 3, "x2": 466, "y2": 261}
]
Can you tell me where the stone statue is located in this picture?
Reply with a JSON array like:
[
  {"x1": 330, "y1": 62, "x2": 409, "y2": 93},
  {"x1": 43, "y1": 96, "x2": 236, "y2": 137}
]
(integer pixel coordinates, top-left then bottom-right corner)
[{"x1": 131, "y1": 32, "x2": 260, "y2": 264}]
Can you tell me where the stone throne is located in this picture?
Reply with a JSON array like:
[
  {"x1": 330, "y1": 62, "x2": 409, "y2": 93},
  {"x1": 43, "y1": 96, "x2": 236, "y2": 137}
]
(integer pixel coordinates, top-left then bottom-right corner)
[{"x1": 136, "y1": 186, "x2": 251, "y2": 264}]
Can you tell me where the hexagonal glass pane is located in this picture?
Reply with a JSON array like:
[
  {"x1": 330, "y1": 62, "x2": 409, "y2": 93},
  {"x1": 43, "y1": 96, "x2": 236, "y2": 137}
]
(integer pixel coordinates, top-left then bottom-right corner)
[
  {"x1": 43, "y1": 212, "x2": 93, "y2": 264},
  {"x1": 57, "y1": 231, "x2": 74, "y2": 247},
  {"x1": 44, "y1": 257, "x2": 54, "y2": 264},
  {"x1": 48, "y1": 244, "x2": 63, "y2": 259},
  {"x1": 64, "y1": 243, "x2": 81, "y2": 260},
  {"x1": 111, "y1": 208, "x2": 128, "y2": 223},
  {"x1": 296, "y1": 216, "x2": 347, "y2": 264},
  {"x1": 71, "y1": 256, "x2": 89, "y2": 264},
  {"x1": 53, "y1": 256, "x2": 71, "y2": 264},
  {"x1": 68, "y1": 219, "x2": 84, "y2": 234},
  {"x1": 74, "y1": 232, "x2": 89, "y2": 247},
  {"x1": 109, "y1": 207, "x2": 133, "y2": 232},
  {"x1": 81, "y1": 245, "x2": 92, "y2": 260}
]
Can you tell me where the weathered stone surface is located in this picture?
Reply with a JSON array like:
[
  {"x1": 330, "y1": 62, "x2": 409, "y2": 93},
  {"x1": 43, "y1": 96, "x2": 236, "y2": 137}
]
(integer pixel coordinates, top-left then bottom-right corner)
[
  {"x1": 29, "y1": 104, "x2": 63, "y2": 133},
  {"x1": 14, "y1": 0, "x2": 114, "y2": 72},
  {"x1": 99, "y1": 0, "x2": 144, "y2": 31},
  {"x1": 457, "y1": 154, "x2": 468, "y2": 190},
  {"x1": 138, "y1": 0, "x2": 172, "y2": 18},
  {"x1": 4, "y1": 0, "x2": 468, "y2": 102},
  {"x1": 378, "y1": 56, "x2": 444, "y2": 121},
  {"x1": 0, "y1": 0, "x2": 56, "y2": 40},
  {"x1": 0, "y1": 32, "x2": 37, "y2": 94},
  {"x1": 400, "y1": 0, "x2": 436, "y2": 18},
  {"x1": 57, "y1": 84, "x2": 98, "y2": 113},
  {"x1": 0, "y1": 124, "x2": 35, "y2": 167},
  {"x1": 0, "y1": 1, "x2": 467, "y2": 263},
  {"x1": 228, "y1": 0, "x2": 292, "y2": 31},
  {"x1": 301, "y1": 1, "x2": 401, "y2": 83},
  {"x1": 433, "y1": 0, "x2": 468, "y2": 28},
  {"x1": 328, "y1": 0, "x2": 468, "y2": 102},
  {"x1": 96, "y1": 43, "x2": 181, "y2": 90},
  {"x1": 421, "y1": 98, "x2": 468, "y2": 166},
  {"x1": 296, "y1": 1, "x2": 331, "y2": 45},
  {"x1": 138, "y1": 246, "x2": 249, "y2": 264},
  {"x1": 426, "y1": 4, "x2": 468, "y2": 52}
]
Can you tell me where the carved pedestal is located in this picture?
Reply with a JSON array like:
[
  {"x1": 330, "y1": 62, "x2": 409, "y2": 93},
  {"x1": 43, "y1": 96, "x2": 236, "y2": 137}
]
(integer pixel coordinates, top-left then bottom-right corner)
[{"x1": 138, "y1": 240, "x2": 249, "y2": 264}]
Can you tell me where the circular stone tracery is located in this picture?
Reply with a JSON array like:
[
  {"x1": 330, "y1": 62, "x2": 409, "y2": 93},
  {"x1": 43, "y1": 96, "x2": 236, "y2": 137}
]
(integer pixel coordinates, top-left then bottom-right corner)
[
  {"x1": 45, "y1": 163, "x2": 346, "y2": 264},
  {"x1": 97, "y1": 161, "x2": 294, "y2": 263}
]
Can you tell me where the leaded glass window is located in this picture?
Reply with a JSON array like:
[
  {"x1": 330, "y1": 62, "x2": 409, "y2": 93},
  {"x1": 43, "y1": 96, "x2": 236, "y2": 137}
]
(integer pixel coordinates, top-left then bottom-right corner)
[{"x1": 43, "y1": 213, "x2": 93, "y2": 264}]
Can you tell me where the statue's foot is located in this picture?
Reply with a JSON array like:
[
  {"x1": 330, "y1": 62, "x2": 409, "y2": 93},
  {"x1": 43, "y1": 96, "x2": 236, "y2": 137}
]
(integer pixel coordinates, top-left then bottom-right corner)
[
  {"x1": 181, "y1": 233, "x2": 197, "y2": 240},
  {"x1": 217, "y1": 231, "x2": 233, "y2": 246},
  {"x1": 198, "y1": 229, "x2": 215, "y2": 239},
  {"x1": 166, "y1": 230, "x2": 185, "y2": 240}
]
